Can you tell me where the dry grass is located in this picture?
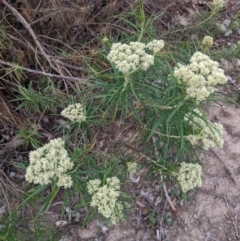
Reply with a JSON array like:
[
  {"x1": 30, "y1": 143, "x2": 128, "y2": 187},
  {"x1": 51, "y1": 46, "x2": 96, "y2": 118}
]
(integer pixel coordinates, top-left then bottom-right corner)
[{"x1": 0, "y1": 92, "x2": 25, "y2": 129}]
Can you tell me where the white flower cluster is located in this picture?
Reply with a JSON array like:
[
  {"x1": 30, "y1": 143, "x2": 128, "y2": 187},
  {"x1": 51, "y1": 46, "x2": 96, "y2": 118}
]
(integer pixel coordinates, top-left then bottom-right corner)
[
  {"x1": 107, "y1": 40, "x2": 164, "y2": 74},
  {"x1": 202, "y1": 36, "x2": 213, "y2": 48},
  {"x1": 185, "y1": 109, "x2": 224, "y2": 150},
  {"x1": 87, "y1": 177, "x2": 123, "y2": 224},
  {"x1": 61, "y1": 103, "x2": 86, "y2": 123},
  {"x1": 174, "y1": 51, "x2": 227, "y2": 102},
  {"x1": 177, "y1": 162, "x2": 202, "y2": 193},
  {"x1": 127, "y1": 162, "x2": 137, "y2": 173},
  {"x1": 146, "y1": 39, "x2": 164, "y2": 54},
  {"x1": 25, "y1": 138, "x2": 73, "y2": 188},
  {"x1": 212, "y1": 0, "x2": 224, "y2": 9}
]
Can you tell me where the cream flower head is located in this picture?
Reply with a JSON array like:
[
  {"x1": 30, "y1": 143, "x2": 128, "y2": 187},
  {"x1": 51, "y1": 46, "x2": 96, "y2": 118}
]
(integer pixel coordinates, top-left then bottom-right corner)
[
  {"x1": 177, "y1": 162, "x2": 202, "y2": 193},
  {"x1": 146, "y1": 39, "x2": 165, "y2": 54},
  {"x1": 185, "y1": 108, "x2": 224, "y2": 150},
  {"x1": 202, "y1": 36, "x2": 213, "y2": 48},
  {"x1": 107, "y1": 40, "x2": 164, "y2": 75},
  {"x1": 61, "y1": 103, "x2": 86, "y2": 123},
  {"x1": 127, "y1": 162, "x2": 137, "y2": 173},
  {"x1": 174, "y1": 51, "x2": 227, "y2": 102},
  {"x1": 212, "y1": 0, "x2": 224, "y2": 9},
  {"x1": 25, "y1": 138, "x2": 73, "y2": 188},
  {"x1": 87, "y1": 177, "x2": 123, "y2": 224}
]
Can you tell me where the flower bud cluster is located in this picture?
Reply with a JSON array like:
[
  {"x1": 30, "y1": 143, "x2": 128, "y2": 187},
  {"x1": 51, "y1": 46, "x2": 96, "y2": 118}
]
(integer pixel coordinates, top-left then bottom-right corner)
[
  {"x1": 146, "y1": 39, "x2": 164, "y2": 54},
  {"x1": 212, "y1": 0, "x2": 224, "y2": 9},
  {"x1": 185, "y1": 109, "x2": 224, "y2": 150},
  {"x1": 107, "y1": 40, "x2": 164, "y2": 74},
  {"x1": 127, "y1": 162, "x2": 137, "y2": 173},
  {"x1": 87, "y1": 177, "x2": 123, "y2": 224},
  {"x1": 61, "y1": 103, "x2": 86, "y2": 123},
  {"x1": 202, "y1": 36, "x2": 213, "y2": 48},
  {"x1": 25, "y1": 138, "x2": 73, "y2": 188},
  {"x1": 177, "y1": 162, "x2": 202, "y2": 193},
  {"x1": 174, "y1": 51, "x2": 227, "y2": 102}
]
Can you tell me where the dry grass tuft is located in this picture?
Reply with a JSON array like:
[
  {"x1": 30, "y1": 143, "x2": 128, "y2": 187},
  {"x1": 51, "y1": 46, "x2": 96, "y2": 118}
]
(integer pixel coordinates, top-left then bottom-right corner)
[{"x1": 0, "y1": 92, "x2": 25, "y2": 129}]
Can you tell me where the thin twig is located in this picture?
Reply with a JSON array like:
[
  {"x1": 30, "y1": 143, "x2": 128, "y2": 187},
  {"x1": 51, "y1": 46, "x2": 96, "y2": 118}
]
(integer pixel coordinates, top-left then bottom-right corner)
[
  {"x1": 159, "y1": 199, "x2": 168, "y2": 241},
  {"x1": 54, "y1": 59, "x2": 84, "y2": 71},
  {"x1": 0, "y1": 182, "x2": 10, "y2": 212},
  {"x1": 6, "y1": 33, "x2": 35, "y2": 52},
  {"x1": 0, "y1": 59, "x2": 88, "y2": 83},
  {"x1": 0, "y1": 169, "x2": 23, "y2": 197},
  {"x1": 163, "y1": 183, "x2": 177, "y2": 217},
  {"x1": 5, "y1": 34, "x2": 84, "y2": 73},
  {"x1": 0, "y1": 96, "x2": 20, "y2": 127}
]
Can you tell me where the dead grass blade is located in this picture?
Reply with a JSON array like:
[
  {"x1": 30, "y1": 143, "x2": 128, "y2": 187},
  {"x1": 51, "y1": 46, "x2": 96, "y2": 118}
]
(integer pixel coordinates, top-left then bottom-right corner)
[
  {"x1": 0, "y1": 93, "x2": 25, "y2": 129},
  {"x1": 0, "y1": 59, "x2": 88, "y2": 83}
]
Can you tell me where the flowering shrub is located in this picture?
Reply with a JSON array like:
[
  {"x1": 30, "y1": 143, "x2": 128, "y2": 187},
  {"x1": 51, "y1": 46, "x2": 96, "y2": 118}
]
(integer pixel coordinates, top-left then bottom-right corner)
[
  {"x1": 61, "y1": 103, "x2": 86, "y2": 123},
  {"x1": 25, "y1": 138, "x2": 73, "y2": 188},
  {"x1": 104, "y1": 39, "x2": 227, "y2": 195},
  {"x1": 16, "y1": 2, "x2": 231, "y2": 229},
  {"x1": 177, "y1": 162, "x2": 202, "y2": 193},
  {"x1": 174, "y1": 51, "x2": 227, "y2": 102},
  {"x1": 87, "y1": 177, "x2": 123, "y2": 224}
]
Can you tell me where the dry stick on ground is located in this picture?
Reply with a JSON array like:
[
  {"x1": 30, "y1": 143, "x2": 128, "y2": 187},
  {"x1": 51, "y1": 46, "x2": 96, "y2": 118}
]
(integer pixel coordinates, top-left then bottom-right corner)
[
  {"x1": 163, "y1": 183, "x2": 177, "y2": 217},
  {"x1": 0, "y1": 59, "x2": 88, "y2": 83},
  {"x1": 1, "y1": 0, "x2": 61, "y2": 75},
  {"x1": 152, "y1": 136, "x2": 177, "y2": 217}
]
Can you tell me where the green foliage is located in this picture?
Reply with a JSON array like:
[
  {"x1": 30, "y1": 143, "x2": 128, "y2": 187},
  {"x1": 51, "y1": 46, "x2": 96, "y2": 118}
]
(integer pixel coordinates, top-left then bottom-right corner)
[
  {"x1": 17, "y1": 124, "x2": 43, "y2": 149},
  {"x1": 0, "y1": 23, "x2": 10, "y2": 51},
  {"x1": 57, "y1": 94, "x2": 103, "y2": 141},
  {"x1": 148, "y1": 210, "x2": 161, "y2": 227},
  {"x1": 13, "y1": 80, "x2": 58, "y2": 115},
  {"x1": 21, "y1": 145, "x2": 131, "y2": 225},
  {"x1": 0, "y1": 211, "x2": 61, "y2": 241},
  {"x1": 8, "y1": 63, "x2": 26, "y2": 82}
]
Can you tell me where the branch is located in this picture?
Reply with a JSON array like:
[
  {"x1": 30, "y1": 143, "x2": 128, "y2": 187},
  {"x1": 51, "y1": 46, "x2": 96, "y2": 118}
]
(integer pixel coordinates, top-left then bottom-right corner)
[
  {"x1": 163, "y1": 183, "x2": 177, "y2": 217},
  {"x1": 0, "y1": 59, "x2": 88, "y2": 83},
  {"x1": 6, "y1": 34, "x2": 84, "y2": 72},
  {"x1": 1, "y1": 0, "x2": 59, "y2": 74}
]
